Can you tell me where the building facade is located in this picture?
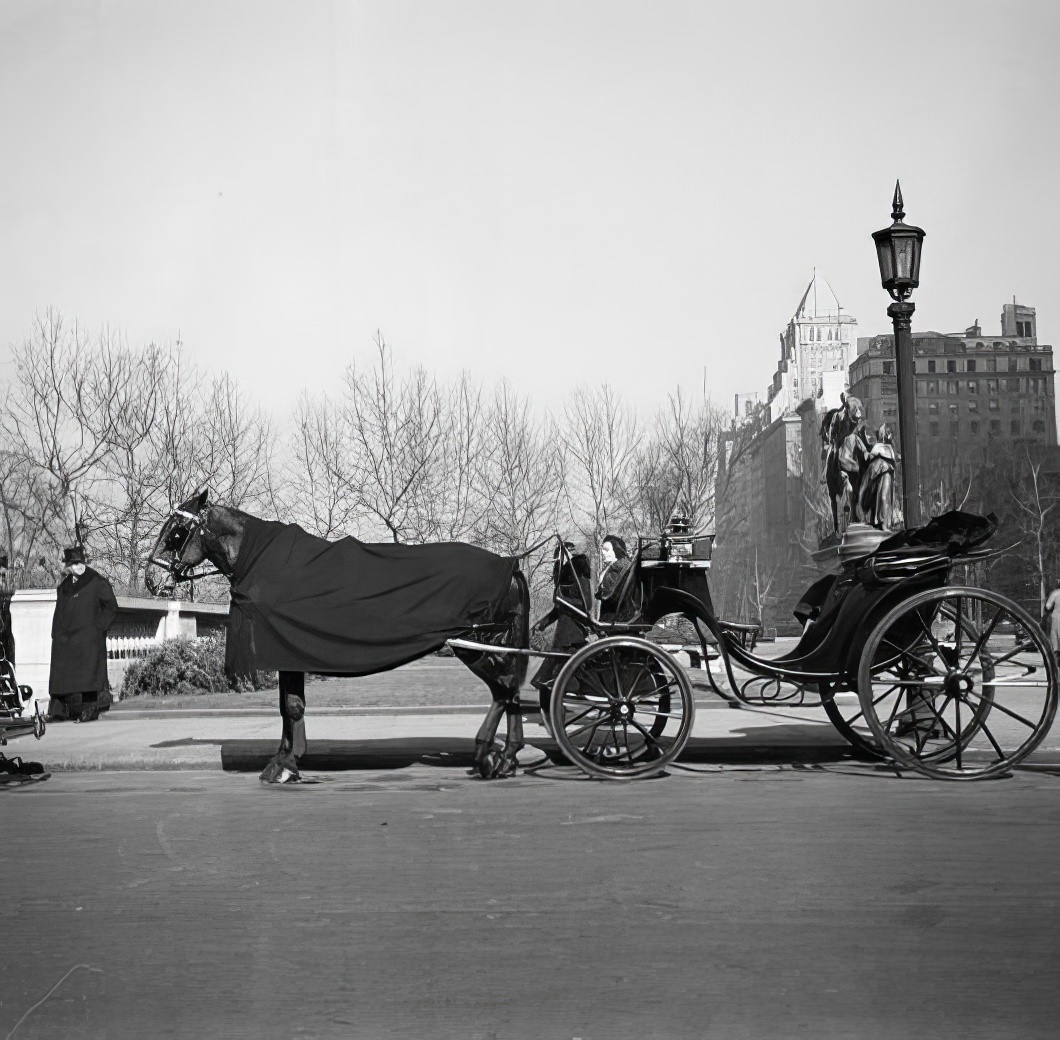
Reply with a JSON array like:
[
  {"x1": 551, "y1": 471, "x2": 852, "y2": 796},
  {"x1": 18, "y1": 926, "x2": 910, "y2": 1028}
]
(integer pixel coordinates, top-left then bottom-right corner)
[
  {"x1": 714, "y1": 274, "x2": 856, "y2": 632},
  {"x1": 764, "y1": 272, "x2": 858, "y2": 420},
  {"x1": 849, "y1": 301, "x2": 1056, "y2": 468}
]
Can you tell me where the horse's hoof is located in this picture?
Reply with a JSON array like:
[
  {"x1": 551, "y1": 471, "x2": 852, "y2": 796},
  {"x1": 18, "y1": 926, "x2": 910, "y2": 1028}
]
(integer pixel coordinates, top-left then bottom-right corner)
[
  {"x1": 259, "y1": 760, "x2": 300, "y2": 784},
  {"x1": 261, "y1": 766, "x2": 300, "y2": 785}
]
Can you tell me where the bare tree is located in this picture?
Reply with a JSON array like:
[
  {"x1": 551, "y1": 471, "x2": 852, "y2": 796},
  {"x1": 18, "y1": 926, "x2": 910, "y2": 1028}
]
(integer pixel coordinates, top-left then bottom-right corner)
[
  {"x1": 420, "y1": 372, "x2": 490, "y2": 544},
  {"x1": 560, "y1": 384, "x2": 640, "y2": 548},
  {"x1": 631, "y1": 388, "x2": 727, "y2": 535},
  {"x1": 999, "y1": 444, "x2": 1060, "y2": 614},
  {"x1": 1, "y1": 311, "x2": 120, "y2": 545},
  {"x1": 280, "y1": 392, "x2": 359, "y2": 538},
  {"x1": 338, "y1": 334, "x2": 449, "y2": 542},
  {"x1": 1, "y1": 311, "x2": 277, "y2": 593},
  {"x1": 476, "y1": 381, "x2": 566, "y2": 591}
]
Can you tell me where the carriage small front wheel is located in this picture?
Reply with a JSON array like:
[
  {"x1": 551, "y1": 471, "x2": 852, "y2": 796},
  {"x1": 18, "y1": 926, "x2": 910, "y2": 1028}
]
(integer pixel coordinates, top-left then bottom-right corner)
[
  {"x1": 549, "y1": 637, "x2": 695, "y2": 779},
  {"x1": 857, "y1": 587, "x2": 1059, "y2": 780}
]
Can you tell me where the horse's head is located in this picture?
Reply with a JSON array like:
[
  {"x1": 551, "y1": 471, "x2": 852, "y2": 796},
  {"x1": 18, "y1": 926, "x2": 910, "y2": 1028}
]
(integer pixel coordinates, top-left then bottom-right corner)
[{"x1": 145, "y1": 489, "x2": 233, "y2": 596}]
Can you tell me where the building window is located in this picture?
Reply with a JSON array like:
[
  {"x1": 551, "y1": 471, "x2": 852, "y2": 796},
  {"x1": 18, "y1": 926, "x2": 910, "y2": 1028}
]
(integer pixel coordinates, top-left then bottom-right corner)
[
  {"x1": 1033, "y1": 420, "x2": 1045, "y2": 433},
  {"x1": 927, "y1": 359, "x2": 936, "y2": 373},
  {"x1": 946, "y1": 359, "x2": 956, "y2": 373},
  {"x1": 970, "y1": 420, "x2": 979, "y2": 434},
  {"x1": 883, "y1": 361, "x2": 895, "y2": 375},
  {"x1": 929, "y1": 401, "x2": 940, "y2": 415},
  {"x1": 1011, "y1": 419, "x2": 1021, "y2": 435},
  {"x1": 967, "y1": 381, "x2": 978, "y2": 394},
  {"x1": 968, "y1": 400, "x2": 979, "y2": 414},
  {"x1": 950, "y1": 421, "x2": 960, "y2": 438},
  {"x1": 949, "y1": 403, "x2": 959, "y2": 415},
  {"x1": 990, "y1": 420, "x2": 1001, "y2": 434},
  {"x1": 1008, "y1": 358, "x2": 1018, "y2": 372},
  {"x1": 1030, "y1": 357, "x2": 1042, "y2": 371},
  {"x1": 1007, "y1": 378, "x2": 1020, "y2": 392},
  {"x1": 927, "y1": 379, "x2": 939, "y2": 394},
  {"x1": 989, "y1": 399, "x2": 1000, "y2": 411},
  {"x1": 986, "y1": 358, "x2": 997, "y2": 373},
  {"x1": 929, "y1": 421, "x2": 939, "y2": 437},
  {"x1": 987, "y1": 378, "x2": 999, "y2": 394},
  {"x1": 947, "y1": 379, "x2": 959, "y2": 394},
  {"x1": 967, "y1": 359, "x2": 976, "y2": 372}
]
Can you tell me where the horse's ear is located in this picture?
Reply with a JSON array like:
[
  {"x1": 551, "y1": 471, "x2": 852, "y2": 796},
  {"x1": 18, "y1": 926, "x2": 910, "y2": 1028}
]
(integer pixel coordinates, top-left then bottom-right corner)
[{"x1": 195, "y1": 488, "x2": 209, "y2": 511}]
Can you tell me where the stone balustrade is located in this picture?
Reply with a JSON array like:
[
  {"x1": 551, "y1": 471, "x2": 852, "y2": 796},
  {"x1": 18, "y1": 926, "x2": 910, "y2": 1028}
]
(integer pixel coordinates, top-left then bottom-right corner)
[{"x1": 8, "y1": 591, "x2": 228, "y2": 714}]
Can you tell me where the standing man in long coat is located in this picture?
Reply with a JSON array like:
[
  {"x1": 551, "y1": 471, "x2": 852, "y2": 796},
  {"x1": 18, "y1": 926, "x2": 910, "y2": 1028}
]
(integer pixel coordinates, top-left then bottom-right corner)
[{"x1": 49, "y1": 545, "x2": 118, "y2": 722}]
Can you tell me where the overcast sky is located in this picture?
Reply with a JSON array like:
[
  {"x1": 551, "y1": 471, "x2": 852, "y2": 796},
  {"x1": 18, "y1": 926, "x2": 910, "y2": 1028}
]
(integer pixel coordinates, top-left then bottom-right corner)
[{"x1": 1, "y1": 0, "x2": 1057, "y2": 422}]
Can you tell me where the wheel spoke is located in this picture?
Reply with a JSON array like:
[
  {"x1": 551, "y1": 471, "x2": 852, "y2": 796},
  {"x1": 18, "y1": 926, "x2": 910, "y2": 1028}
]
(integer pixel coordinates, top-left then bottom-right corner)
[
  {"x1": 955, "y1": 686, "x2": 1043, "y2": 732},
  {"x1": 628, "y1": 716, "x2": 663, "y2": 752},
  {"x1": 956, "y1": 604, "x2": 1003, "y2": 675}
]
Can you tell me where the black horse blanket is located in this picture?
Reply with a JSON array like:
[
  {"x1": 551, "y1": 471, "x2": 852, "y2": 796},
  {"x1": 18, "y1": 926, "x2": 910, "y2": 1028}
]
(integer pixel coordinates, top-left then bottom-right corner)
[{"x1": 225, "y1": 517, "x2": 517, "y2": 679}]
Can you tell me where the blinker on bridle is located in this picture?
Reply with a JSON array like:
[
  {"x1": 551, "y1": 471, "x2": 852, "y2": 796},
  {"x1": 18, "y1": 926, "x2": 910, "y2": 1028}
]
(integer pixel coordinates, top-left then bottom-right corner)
[{"x1": 146, "y1": 504, "x2": 227, "y2": 594}]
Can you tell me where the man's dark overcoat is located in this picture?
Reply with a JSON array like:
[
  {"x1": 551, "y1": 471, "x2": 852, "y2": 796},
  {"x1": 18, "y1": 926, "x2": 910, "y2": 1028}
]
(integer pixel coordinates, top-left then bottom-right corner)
[{"x1": 49, "y1": 567, "x2": 118, "y2": 695}]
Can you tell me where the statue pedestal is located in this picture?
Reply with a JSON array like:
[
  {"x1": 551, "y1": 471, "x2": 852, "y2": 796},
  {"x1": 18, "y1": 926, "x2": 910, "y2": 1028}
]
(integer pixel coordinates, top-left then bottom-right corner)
[{"x1": 811, "y1": 523, "x2": 891, "y2": 570}]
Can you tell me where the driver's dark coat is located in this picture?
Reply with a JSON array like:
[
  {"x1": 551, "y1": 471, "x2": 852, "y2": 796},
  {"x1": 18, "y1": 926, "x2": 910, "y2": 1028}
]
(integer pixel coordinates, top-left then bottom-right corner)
[
  {"x1": 225, "y1": 517, "x2": 518, "y2": 679},
  {"x1": 49, "y1": 567, "x2": 118, "y2": 695}
]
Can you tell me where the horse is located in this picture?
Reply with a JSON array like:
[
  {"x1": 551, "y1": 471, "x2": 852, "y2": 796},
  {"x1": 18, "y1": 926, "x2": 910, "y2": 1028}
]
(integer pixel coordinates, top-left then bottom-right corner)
[
  {"x1": 145, "y1": 490, "x2": 530, "y2": 783},
  {"x1": 820, "y1": 397, "x2": 853, "y2": 534},
  {"x1": 820, "y1": 394, "x2": 868, "y2": 534}
]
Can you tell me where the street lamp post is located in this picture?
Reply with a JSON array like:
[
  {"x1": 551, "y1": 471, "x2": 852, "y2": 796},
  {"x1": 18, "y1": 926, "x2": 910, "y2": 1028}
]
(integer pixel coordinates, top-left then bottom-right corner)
[{"x1": 872, "y1": 182, "x2": 926, "y2": 529}]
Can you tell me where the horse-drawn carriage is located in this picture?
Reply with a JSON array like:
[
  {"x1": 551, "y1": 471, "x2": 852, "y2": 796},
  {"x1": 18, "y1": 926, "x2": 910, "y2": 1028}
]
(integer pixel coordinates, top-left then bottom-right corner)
[{"x1": 148, "y1": 494, "x2": 1057, "y2": 784}]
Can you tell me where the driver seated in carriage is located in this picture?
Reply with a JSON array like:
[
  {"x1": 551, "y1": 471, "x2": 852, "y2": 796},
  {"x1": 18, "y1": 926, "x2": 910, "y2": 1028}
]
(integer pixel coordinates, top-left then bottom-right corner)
[{"x1": 596, "y1": 534, "x2": 636, "y2": 623}]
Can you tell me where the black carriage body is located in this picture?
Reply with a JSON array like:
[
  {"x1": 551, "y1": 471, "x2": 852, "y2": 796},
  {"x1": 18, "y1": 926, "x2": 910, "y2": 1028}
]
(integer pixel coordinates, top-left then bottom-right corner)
[
  {"x1": 639, "y1": 554, "x2": 944, "y2": 684},
  {"x1": 540, "y1": 511, "x2": 1057, "y2": 780}
]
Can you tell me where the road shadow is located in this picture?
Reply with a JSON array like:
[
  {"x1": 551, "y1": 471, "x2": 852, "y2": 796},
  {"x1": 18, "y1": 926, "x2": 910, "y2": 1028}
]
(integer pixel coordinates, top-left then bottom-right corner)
[
  {"x1": 219, "y1": 737, "x2": 480, "y2": 772},
  {"x1": 215, "y1": 722, "x2": 855, "y2": 773}
]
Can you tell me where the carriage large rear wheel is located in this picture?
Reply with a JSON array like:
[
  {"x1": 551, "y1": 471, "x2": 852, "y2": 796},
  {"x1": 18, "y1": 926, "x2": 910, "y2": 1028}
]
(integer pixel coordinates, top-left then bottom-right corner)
[
  {"x1": 857, "y1": 587, "x2": 1058, "y2": 780},
  {"x1": 820, "y1": 681, "x2": 887, "y2": 760},
  {"x1": 823, "y1": 604, "x2": 985, "y2": 761},
  {"x1": 549, "y1": 637, "x2": 695, "y2": 779}
]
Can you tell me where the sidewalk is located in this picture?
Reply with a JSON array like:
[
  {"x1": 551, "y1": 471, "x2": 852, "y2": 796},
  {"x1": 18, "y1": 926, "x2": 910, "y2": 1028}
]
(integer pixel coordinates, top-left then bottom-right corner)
[{"x1": 4, "y1": 700, "x2": 856, "y2": 773}]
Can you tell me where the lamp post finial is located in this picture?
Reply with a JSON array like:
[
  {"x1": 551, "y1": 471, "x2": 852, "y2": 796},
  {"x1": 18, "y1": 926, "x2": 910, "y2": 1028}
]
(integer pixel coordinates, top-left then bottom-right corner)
[{"x1": 892, "y1": 180, "x2": 905, "y2": 223}]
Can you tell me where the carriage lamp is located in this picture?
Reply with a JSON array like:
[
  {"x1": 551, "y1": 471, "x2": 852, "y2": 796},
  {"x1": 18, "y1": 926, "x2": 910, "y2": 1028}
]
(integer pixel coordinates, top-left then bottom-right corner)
[{"x1": 872, "y1": 181, "x2": 926, "y2": 528}]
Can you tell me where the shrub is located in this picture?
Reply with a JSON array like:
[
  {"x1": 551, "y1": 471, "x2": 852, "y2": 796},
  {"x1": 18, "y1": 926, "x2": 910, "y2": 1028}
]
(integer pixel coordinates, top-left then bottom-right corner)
[{"x1": 120, "y1": 636, "x2": 234, "y2": 699}]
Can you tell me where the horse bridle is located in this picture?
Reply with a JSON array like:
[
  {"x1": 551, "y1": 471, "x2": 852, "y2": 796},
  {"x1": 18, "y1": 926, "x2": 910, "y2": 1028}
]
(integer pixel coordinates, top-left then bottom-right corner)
[{"x1": 146, "y1": 503, "x2": 229, "y2": 594}]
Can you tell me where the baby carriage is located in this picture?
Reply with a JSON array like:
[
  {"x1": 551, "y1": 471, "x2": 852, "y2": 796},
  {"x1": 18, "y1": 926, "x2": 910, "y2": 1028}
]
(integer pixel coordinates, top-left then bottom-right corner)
[{"x1": 1, "y1": 598, "x2": 47, "y2": 780}]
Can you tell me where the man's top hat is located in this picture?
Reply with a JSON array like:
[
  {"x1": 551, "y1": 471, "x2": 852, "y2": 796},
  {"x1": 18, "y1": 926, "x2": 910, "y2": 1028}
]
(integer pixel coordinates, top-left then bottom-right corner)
[{"x1": 63, "y1": 545, "x2": 86, "y2": 565}]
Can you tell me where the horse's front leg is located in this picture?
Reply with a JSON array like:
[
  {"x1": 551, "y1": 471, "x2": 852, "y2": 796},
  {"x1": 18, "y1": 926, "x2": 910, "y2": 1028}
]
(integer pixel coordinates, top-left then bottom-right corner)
[{"x1": 260, "y1": 671, "x2": 307, "y2": 784}]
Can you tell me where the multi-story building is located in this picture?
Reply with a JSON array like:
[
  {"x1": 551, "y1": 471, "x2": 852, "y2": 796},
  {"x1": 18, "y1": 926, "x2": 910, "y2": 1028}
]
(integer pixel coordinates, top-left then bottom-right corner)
[
  {"x1": 760, "y1": 272, "x2": 858, "y2": 421},
  {"x1": 717, "y1": 290, "x2": 1058, "y2": 632},
  {"x1": 849, "y1": 301, "x2": 1056, "y2": 464},
  {"x1": 715, "y1": 273, "x2": 856, "y2": 631}
]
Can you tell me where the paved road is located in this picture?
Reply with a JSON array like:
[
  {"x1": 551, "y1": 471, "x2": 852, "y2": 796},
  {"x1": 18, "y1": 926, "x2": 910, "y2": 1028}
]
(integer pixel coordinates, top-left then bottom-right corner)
[{"x1": 5, "y1": 764, "x2": 1060, "y2": 1040}]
